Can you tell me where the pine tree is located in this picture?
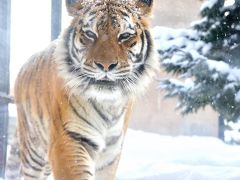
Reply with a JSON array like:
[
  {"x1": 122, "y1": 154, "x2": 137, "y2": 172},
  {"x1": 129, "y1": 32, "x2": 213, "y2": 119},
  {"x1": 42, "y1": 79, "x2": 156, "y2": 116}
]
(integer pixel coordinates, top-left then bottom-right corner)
[{"x1": 155, "y1": 0, "x2": 240, "y2": 143}]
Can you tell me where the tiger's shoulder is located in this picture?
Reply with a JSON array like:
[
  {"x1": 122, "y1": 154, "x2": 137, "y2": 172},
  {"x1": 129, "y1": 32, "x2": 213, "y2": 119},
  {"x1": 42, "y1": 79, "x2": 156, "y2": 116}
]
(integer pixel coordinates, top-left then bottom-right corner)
[{"x1": 14, "y1": 41, "x2": 64, "y2": 103}]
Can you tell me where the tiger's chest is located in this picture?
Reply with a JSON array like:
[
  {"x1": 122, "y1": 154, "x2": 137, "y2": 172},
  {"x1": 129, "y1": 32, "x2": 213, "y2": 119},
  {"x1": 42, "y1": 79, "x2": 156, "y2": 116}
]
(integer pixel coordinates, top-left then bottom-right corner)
[
  {"x1": 89, "y1": 98, "x2": 128, "y2": 170},
  {"x1": 68, "y1": 96, "x2": 128, "y2": 169}
]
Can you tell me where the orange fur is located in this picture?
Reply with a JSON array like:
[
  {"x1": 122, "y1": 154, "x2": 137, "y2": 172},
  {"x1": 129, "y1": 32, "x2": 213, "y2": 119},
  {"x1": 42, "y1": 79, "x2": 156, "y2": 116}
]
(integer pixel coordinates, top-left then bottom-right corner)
[
  {"x1": 7, "y1": 1, "x2": 156, "y2": 179},
  {"x1": 15, "y1": 46, "x2": 134, "y2": 179}
]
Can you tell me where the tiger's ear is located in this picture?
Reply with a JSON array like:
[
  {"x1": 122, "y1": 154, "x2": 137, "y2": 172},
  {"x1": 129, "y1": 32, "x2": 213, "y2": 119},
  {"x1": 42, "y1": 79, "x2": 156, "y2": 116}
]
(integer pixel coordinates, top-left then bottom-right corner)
[
  {"x1": 65, "y1": 0, "x2": 83, "y2": 16},
  {"x1": 136, "y1": 0, "x2": 154, "y2": 16}
]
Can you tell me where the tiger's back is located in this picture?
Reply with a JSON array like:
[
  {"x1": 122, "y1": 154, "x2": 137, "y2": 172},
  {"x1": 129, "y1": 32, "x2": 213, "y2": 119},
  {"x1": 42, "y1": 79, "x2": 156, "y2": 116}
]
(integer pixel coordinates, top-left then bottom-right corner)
[
  {"x1": 6, "y1": 0, "x2": 157, "y2": 179},
  {"x1": 7, "y1": 44, "x2": 60, "y2": 179}
]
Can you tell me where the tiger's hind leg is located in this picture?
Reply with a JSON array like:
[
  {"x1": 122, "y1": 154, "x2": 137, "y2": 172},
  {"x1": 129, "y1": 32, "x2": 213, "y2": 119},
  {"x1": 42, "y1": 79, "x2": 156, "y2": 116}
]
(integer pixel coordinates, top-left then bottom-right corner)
[
  {"x1": 5, "y1": 132, "x2": 21, "y2": 180},
  {"x1": 20, "y1": 139, "x2": 50, "y2": 180},
  {"x1": 21, "y1": 164, "x2": 49, "y2": 180},
  {"x1": 5, "y1": 130, "x2": 50, "y2": 180},
  {"x1": 15, "y1": 105, "x2": 50, "y2": 180},
  {"x1": 18, "y1": 134, "x2": 49, "y2": 180}
]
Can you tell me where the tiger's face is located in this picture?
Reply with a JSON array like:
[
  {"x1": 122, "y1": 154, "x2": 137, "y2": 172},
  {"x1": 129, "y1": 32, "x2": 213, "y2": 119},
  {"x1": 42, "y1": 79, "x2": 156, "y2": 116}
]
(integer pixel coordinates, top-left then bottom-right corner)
[{"x1": 56, "y1": 0, "x2": 156, "y2": 99}]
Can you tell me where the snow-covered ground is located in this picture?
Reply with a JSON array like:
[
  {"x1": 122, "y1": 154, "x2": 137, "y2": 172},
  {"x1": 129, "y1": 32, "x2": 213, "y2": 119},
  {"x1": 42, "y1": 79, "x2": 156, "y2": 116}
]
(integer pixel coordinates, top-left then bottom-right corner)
[
  {"x1": 116, "y1": 129, "x2": 240, "y2": 180},
  {"x1": 2, "y1": 129, "x2": 240, "y2": 180}
]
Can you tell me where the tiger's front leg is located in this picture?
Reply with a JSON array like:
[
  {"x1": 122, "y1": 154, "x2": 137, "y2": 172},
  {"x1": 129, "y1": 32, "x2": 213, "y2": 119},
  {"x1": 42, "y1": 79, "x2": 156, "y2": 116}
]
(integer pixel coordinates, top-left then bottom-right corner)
[
  {"x1": 95, "y1": 155, "x2": 121, "y2": 180},
  {"x1": 49, "y1": 133, "x2": 95, "y2": 180}
]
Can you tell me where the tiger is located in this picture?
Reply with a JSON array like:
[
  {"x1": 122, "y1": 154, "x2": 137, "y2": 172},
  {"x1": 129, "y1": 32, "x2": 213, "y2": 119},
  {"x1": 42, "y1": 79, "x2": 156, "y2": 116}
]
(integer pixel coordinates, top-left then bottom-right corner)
[{"x1": 5, "y1": 0, "x2": 157, "y2": 179}]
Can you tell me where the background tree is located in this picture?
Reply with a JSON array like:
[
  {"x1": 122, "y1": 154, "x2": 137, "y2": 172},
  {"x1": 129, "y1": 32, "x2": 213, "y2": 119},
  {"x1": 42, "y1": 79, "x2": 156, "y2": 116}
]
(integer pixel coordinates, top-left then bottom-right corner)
[{"x1": 155, "y1": 0, "x2": 240, "y2": 143}]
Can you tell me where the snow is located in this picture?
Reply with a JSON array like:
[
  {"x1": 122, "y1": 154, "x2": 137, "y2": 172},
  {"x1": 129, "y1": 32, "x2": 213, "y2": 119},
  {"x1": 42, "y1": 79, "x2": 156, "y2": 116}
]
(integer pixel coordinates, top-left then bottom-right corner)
[
  {"x1": 190, "y1": 17, "x2": 208, "y2": 27},
  {"x1": 200, "y1": 0, "x2": 218, "y2": 11},
  {"x1": 235, "y1": 91, "x2": 240, "y2": 102},
  {"x1": 207, "y1": 60, "x2": 240, "y2": 82},
  {"x1": 3, "y1": 129, "x2": 240, "y2": 180},
  {"x1": 224, "y1": 0, "x2": 235, "y2": 7},
  {"x1": 225, "y1": 121, "x2": 240, "y2": 143},
  {"x1": 151, "y1": 26, "x2": 211, "y2": 65},
  {"x1": 152, "y1": 26, "x2": 203, "y2": 54},
  {"x1": 116, "y1": 129, "x2": 240, "y2": 180},
  {"x1": 207, "y1": 60, "x2": 231, "y2": 73},
  {"x1": 160, "y1": 78, "x2": 194, "y2": 93}
]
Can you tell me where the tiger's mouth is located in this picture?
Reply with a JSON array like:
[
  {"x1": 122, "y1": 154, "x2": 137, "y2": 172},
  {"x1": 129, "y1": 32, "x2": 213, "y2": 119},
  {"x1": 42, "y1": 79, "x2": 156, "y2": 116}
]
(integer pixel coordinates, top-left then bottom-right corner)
[
  {"x1": 82, "y1": 64, "x2": 146, "y2": 92},
  {"x1": 89, "y1": 77, "x2": 118, "y2": 87},
  {"x1": 94, "y1": 79, "x2": 117, "y2": 86}
]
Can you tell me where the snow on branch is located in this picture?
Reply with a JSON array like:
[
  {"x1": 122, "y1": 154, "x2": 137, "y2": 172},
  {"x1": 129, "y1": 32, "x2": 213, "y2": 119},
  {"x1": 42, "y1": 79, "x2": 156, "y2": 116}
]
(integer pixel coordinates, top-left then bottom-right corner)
[
  {"x1": 158, "y1": 46, "x2": 240, "y2": 121},
  {"x1": 200, "y1": 0, "x2": 219, "y2": 11}
]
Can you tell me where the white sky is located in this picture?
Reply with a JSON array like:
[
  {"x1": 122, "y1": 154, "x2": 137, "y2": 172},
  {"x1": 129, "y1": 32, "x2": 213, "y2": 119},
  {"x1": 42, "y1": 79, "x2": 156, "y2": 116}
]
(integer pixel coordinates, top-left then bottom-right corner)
[{"x1": 10, "y1": 0, "x2": 71, "y2": 92}]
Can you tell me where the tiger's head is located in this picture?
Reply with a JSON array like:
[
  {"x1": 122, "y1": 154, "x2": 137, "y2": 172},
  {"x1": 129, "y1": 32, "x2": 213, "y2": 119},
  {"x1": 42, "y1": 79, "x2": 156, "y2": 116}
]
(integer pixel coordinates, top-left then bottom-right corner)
[{"x1": 55, "y1": 0, "x2": 157, "y2": 99}]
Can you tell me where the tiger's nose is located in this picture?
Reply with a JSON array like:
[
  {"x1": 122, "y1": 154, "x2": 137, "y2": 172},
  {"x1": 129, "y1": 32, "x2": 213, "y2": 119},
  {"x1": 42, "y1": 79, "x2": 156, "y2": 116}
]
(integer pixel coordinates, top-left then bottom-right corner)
[{"x1": 94, "y1": 61, "x2": 118, "y2": 71}]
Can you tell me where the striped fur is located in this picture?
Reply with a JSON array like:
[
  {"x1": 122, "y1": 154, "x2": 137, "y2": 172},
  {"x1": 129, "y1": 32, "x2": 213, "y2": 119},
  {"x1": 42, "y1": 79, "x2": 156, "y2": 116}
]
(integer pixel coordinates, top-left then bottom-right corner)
[{"x1": 5, "y1": 0, "x2": 157, "y2": 179}]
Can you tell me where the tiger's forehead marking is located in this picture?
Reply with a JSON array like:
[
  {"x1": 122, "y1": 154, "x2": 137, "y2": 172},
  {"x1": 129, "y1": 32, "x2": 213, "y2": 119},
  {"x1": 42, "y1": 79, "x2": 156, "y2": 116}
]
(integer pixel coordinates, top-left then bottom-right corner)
[
  {"x1": 79, "y1": 0, "x2": 141, "y2": 19},
  {"x1": 79, "y1": 1, "x2": 140, "y2": 34}
]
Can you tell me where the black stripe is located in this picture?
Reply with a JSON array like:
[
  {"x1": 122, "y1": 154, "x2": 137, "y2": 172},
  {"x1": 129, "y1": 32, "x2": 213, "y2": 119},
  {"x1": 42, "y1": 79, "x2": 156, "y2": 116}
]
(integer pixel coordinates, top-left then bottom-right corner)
[
  {"x1": 134, "y1": 32, "x2": 145, "y2": 63},
  {"x1": 72, "y1": 95, "x2": 87, "y2": 114},
  {"x1": 89, "y1": 100, "x2": 109, "y2": 123},
  {"x1": 136, "y1": 64, "x2": 145, "y2": 75},
  {"x1": 89, "y1": 16, "x2": 96, "y2": 23},
  {"x1": 78, "y1": 19, "x2": 83, "y2": 25},
  {"x1": 128, "y1": 50, "x2": 136, "y2": 57},
  {"x1": 83, "y1": 170, "x2": 94, "y2": 176},
  {"x1": 139, "y1": 0, "x2": 153, "y2": 7},
  {"x1": 134, "y1": 30, "x2": 152, "y2": 76},
  {"x1": 28, "y1": 149, "x2": 45, "y2": 168},
  {"x1": 27, "y1": 148, "x2": 45, "y2": 167},
  {"x1": 79, "y1": 37, "x2": 85, "y2": 45},
  {"x1": 24, "y1": 172, "x2": 38, "y2": 178},
  {"x1": 140, "y1": 32, "x2": 145, "y2": 57},
  {"x1": 77, "y1": 48, "x2": 86, "y2": 54},
  {"x1": 22, "y1": 152, "x2": 43, "y2": 172},
  {"x1": 69, "y1": 101, "x2": 101, "y2": 133},
  {"x1": 24, "y1": 140, "x2": 46, "y2": 167},
  {"x1": 96, "y1": 156, "x2": 119, "y2": 171},
  {"x1": 119, "y1": 10, "x2": 129, "y2": 18},
  {"x1": 71, "y1": 30, "x2": 82, "y2": 62},
  {"x1": 75, "y1": 170, "x2": 94, "y2": 177},
  {"x1": 22, "y1": 140, "x2": 44, "y2": 167},
  {"x1": 89, "y1": 10, "x2": 98, "y2": 16},
  {"x1": 106, "y1": 134, "x2": 122, "y2": 146},
  {"x1": 20, "y1": 112, "x2": 46, "y2": 166},
  {"x1": 144, "y1": 30, "x2": 152, "y2": 61},
  {"x1": 83, "y1": 6, "x2": 92, "y2": 14},
  {"x1": 65, "y1": 28, "x2": 74, "y2": 65},
  {"x1": 110, "y1": 3, "x2": 133, "y2": 14},
  {"x1": 65, "y1": 130, "x2": 99, "y2": 151},
  {"x1": 128, "y1": 25, "x2": 135, "y2": 31}
]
